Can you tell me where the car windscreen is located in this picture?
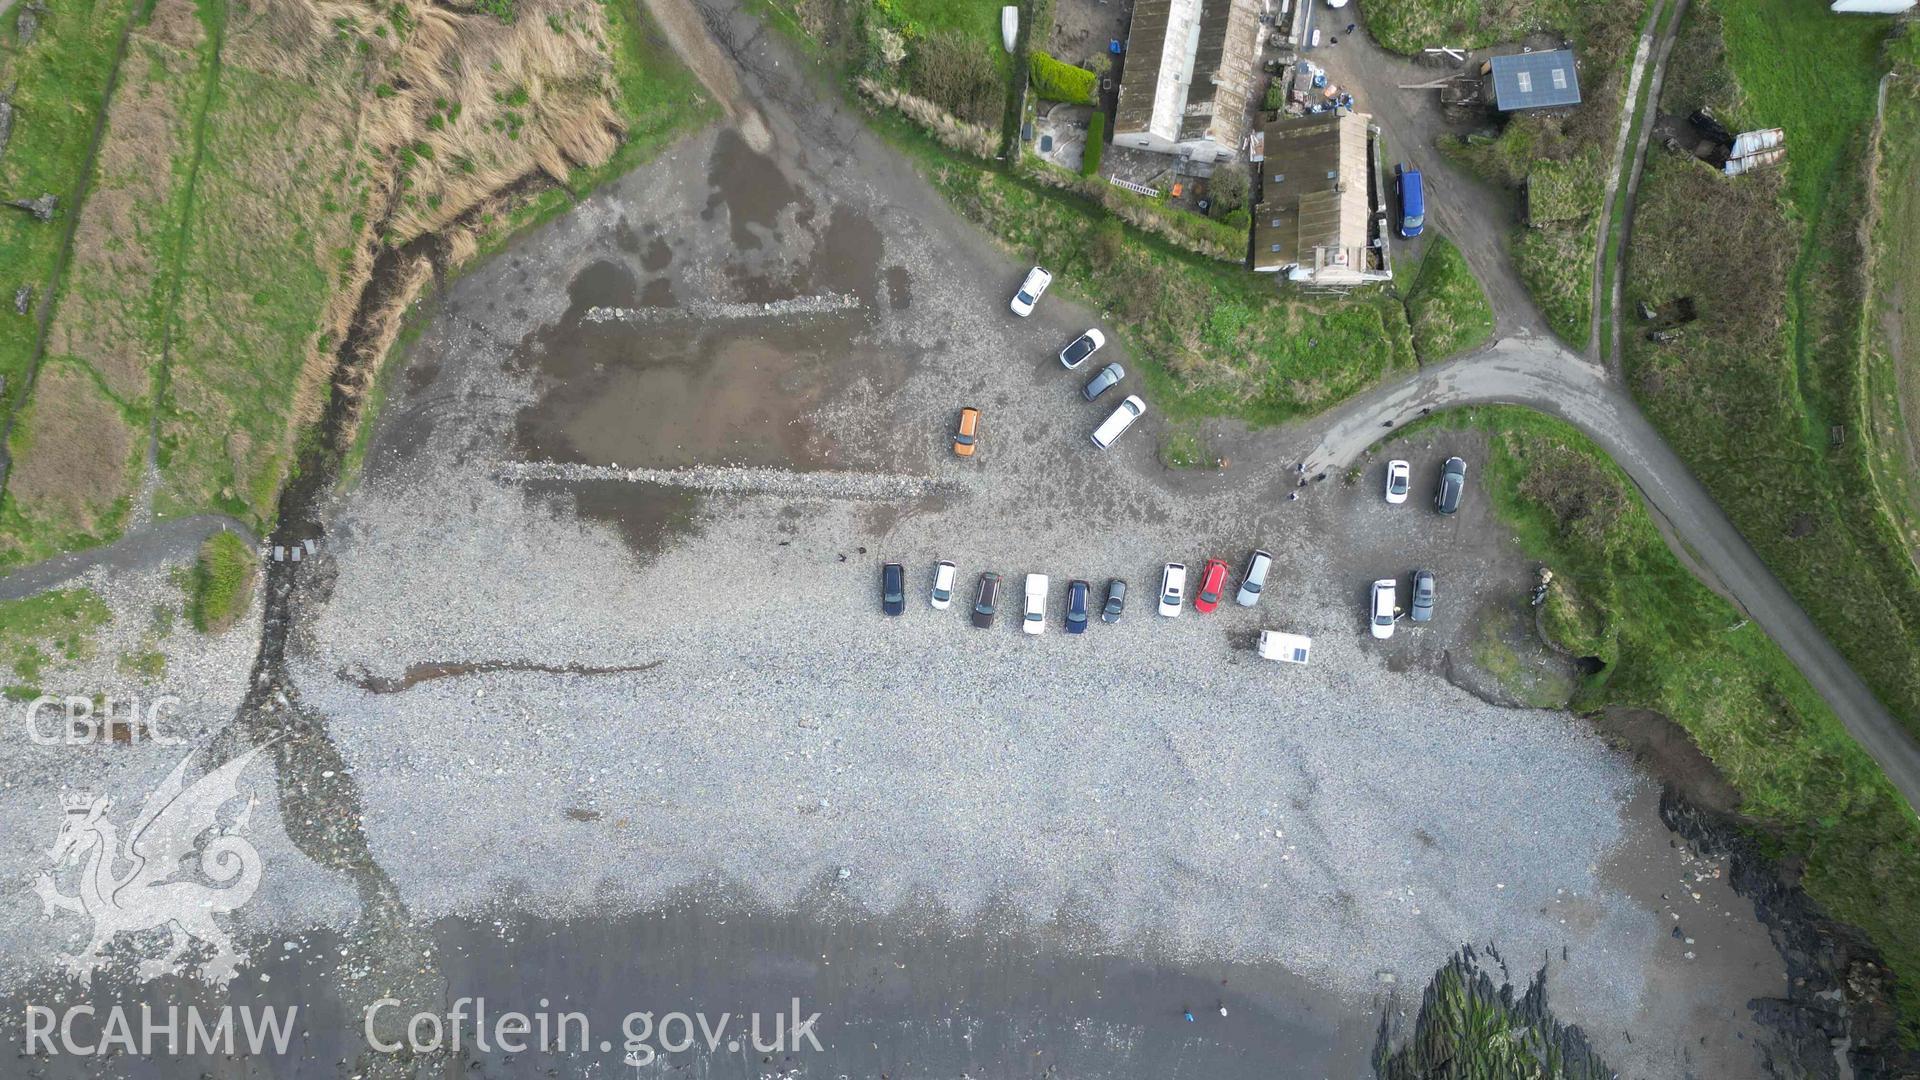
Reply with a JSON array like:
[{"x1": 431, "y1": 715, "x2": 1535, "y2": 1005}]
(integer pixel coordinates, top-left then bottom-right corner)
[{"x1": 1016, "y1": 290, "x2": 1034, "y2": 304}]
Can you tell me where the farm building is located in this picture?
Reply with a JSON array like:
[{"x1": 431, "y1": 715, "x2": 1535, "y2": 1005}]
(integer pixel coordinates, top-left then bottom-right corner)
[
  {"x1": 1111, "y1": 0, "x2": 1263, "y2": 162},
  {"x1": 1830, "y1": 0, "x2": 1914, "y2": 11},
  {"x1": 1250, "y1": 110, "x2": 1392, "y2": 286},
  {"x1": 1482, "y1": 50, "x2": 1582, "y2": 112}
]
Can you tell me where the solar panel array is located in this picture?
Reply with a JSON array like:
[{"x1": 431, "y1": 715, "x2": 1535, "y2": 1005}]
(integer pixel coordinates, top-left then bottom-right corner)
[{"x1": 1489, "y1": 50, "x2": 1581, "y2": 111}]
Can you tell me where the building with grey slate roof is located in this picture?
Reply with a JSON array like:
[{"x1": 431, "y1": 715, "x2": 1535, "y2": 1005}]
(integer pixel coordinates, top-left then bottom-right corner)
[{"x1": 1483, "y1": 50, "x2": 1582, "y2": 112}]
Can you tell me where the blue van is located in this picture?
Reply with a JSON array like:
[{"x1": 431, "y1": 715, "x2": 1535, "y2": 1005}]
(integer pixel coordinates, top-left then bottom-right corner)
[{"x1": 1396, "y1": 165, "x2": 1425, "y2": 238}]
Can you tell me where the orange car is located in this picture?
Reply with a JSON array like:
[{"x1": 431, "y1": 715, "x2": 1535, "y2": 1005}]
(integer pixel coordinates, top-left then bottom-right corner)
[{"x1": 953, "y1": 407, "x2": 981, "y2": 457}]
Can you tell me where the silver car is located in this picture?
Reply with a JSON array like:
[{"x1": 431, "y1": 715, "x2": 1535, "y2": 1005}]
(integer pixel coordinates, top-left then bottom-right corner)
[
  {"x1": 1235, "y1": 549, "x2": 1272, "y2": 607},
  {"x1": 1410, "y1": 569, "x2": 1436, "y2": 623}
]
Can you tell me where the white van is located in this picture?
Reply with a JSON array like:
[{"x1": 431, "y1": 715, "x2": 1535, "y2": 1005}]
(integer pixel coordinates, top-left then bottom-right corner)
[
  {"x1": 1091, "y1": 395, "x2": 1146, "y2": 449},
  {"x1": 1258, "y1": 630, "x2": 1313, "y2": 664}
]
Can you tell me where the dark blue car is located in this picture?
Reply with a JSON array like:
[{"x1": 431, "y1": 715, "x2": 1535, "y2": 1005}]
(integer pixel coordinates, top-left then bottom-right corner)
[
  {"x1": 882, "y1": 562, "x2": 905, "y2": 615},
  {"x1": 1065, "y1": 579, "x2": 1091, "y2": 633}
]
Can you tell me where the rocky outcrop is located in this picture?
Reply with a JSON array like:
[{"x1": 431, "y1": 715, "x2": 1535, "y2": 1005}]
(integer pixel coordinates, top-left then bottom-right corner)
[{"x1": 1661, "y1": 789, "x2": 1920, "y2": 1079}]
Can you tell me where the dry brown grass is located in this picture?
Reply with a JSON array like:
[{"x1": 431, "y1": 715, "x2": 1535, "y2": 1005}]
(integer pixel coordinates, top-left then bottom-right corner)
[
  {"x1": 48, "y1": 35, "x2": 196, "y2": 405},
  {"x1": 4, "y1": 361, "x2": 139, "y2": 537},
  {"x1": 856, "y1": 76, "x2": 998, "y2": 159}
]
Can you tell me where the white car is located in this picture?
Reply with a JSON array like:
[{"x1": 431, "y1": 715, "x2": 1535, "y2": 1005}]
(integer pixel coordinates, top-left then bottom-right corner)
[
  {"x1": 1091, "y1": 394, "x2": 1146, "y2": 449},
  {"x1": 1059, "y1": 328, "x2": 1106, "y2": 369},
  {"x1": 1370, "y1": 578, "x2": 1398, "y2": 639},
  {"x1": 1023, "y1": 573, "x2": 1049, "y2": 635},
  {"x1": 1385, "y1": 459, "x2": 1411, "y2": 504},
  {"x1": 930, "y1": 560, "x2": 957, "y2": 609},
  {"x1": 1010, "y1": 266, "x2": 1052, "y2": 317},
  {"x1": 1158, "y1": 563, "x2": 1187, "y2": 617}
]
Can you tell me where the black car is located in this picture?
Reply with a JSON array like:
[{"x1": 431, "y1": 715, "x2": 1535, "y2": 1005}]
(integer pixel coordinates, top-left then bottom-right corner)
[
  {"x1": 971, "y1": 572, "x2": 1001, "y2": 629},
  {"x1": 882, "y1": 562, "x2": 905, "y2": 615},
  {"x1": 1410, "y1": 569, "x2": 1436, "y2": 623},
  {"x1": 1102, "y1": 578, "x2": 1127, "y2": 623},
  {"x1": 1435, "y1": 456, "x2": 1467, "y2": 515},
  {"x1": 1065, "y1": 579, "x2": 1091, "y2": 633}
]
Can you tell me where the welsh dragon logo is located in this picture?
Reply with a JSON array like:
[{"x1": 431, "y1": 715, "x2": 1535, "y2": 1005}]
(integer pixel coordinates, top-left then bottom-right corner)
[{"x1": 32, "y1": 742, "x2": 272, "y2": 986}]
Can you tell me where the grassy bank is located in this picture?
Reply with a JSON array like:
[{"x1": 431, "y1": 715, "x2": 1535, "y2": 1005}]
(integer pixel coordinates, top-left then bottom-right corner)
[
  {"x1": 1402, "y1": 235, "x2": 1493, "y2": 363},
  {"x1": 0, "y1": 0, "x2": 714, "y2": 569},
  {"x1": 1431, "y1": 405, "x2": 1920, "y2": 1033},
  {"x1": 1363, "y1": 0, "x2": 1578, "y2": 54},
  {"x1": 1623, "y1": 4, "x2": 1920, "y2": 744},
  {"x1": 883, "y1": 116, "x2": 1415, "y2": 423},
  {"x1": 188, "y1": 529, "x2": 256, "y2": 633},
  {"x1": 1862, "y1": 37, "x2": 1920, "y2": 567},
  {"x1": 0, "y1": 588, "x2": 110, "y2": 688}
]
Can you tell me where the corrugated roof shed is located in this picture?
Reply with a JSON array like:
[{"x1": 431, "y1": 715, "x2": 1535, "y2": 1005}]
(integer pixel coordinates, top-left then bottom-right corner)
[
  {"x1": 1252, "y1": 110, "x2": 1374, "y2": 281},
  {"x1": 1114, "y1": 0, "x2": 1181, "y2": 140},
  {"x1": 1177, "y1": 0, "x2": 1260, "y2": 147},
  {"x1": 1488, "y1": 50, "x2": 1582, "y2": 111},
  {"x1": 1113, "y1": 0, "x2": 1260, "y2": 154}
]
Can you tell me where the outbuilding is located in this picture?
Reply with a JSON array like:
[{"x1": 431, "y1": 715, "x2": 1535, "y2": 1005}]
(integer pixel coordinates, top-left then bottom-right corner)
[
  {"x1": 1250, "y1": 110, "x2": 1392, "y2": 286},
  {"x1": 1483, "y1": 50, "x2": 1582, "y2": 112},
  {"x1": 1111, "y1": 0, "x2": 1263, "y2": 162}
]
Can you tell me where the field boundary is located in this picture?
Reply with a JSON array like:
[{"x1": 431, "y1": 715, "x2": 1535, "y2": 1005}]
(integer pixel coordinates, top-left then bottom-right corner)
[{"x1": 0, "y1": 0, "x2": 151, "y2": 493}]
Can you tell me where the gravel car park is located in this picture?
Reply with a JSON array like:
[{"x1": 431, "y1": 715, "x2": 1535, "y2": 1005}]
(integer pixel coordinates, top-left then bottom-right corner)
[{"x1": 284, "y1": 98, "x2": 1789, "y2": 1080}]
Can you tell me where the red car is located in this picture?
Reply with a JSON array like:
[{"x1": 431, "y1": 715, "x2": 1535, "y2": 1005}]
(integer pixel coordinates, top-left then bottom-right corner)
[{"x1": 1194, "y1": 559, "x2": 1230, "y2": 613}]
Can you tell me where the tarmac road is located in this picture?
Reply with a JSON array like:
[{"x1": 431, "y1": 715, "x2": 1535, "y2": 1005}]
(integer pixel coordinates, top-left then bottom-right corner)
[
  {"x1": 1293, "y1": 334, "x2": 1920, "y2": 817},
  {"x1": 1307, "y1": 5, "x2": 1920, "y2": 816}
]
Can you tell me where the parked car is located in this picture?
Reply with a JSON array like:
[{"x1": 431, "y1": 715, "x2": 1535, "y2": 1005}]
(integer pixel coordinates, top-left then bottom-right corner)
[
  {"x1": 1091, "y1": 395, "x2": 1146, "y2": 449},
  {"x1": 1396, "y1": 165, "x2": 1425, "y2": 239},
  {"x1": 1385, "y1": 459, "x2": 1411, "y2": 504},
  {"x1": 1411, "y1": 569, "x2": 1436, "y2": 623},
  {"x1": 1083, "y1": 362, "x2": 1126, "y2": 401},
  {"x1": 1194, "y1": 558, "x2": 1230, "y2": 613},
  {"x1": 1065, "y1": 579, "x2": 1091, "y2": 633},
  {"x1": 1010, "y1": 266, "x2": 1052, "y2": 317},
  {"x1": 1236, "y1": 549, "x2": 1272, "y2": 607},
  {"x1": 1059, "y1": 328, "x2": 1106, "y2": 369},
  {"x1": 1158, "y1": 563, "x2": 1187, "y2": 617},
  {"x1": 882, "y1": 562, "x2": 905, "y2": 616},
  {"x1": 1258, "y1": 630, "x2": 1313, "y2": 664},
  {"x1": 953, "y1": 407, "x2": 981, "y2": 457},
  {"x1": 1101, "y1": 578, "x2": 1127, "y2": 623},
  {"x1": 1023, "y1": 573, "x2": 1049, "y2": 635},
  {"x1": 1435, "y1": 456, "x2": 1467, "y2": 514},
  {"x1": 971, "y1": 572, "x2": 1001, "y2": 629},
  {"x1": 1369, "y1": 578, "x2": 1398, "y2": 639},
  {"x1": 930, "y1": 560, "x2": 957, "y2": 610}
]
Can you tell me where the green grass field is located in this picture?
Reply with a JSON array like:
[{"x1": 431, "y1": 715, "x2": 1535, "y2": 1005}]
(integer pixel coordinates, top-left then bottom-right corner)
[
  {"x1": 0, "y1": 1, "x2": 224, "y2": 567},
  {"x1": 893, "y1": 117, "x2": 1415, "y2": 423},
  {"x1": 1427, "y1": 406, "x2": 1920, "y2": 1034},
  {"x1": 1403, "y1": 235, "x2": 1493, "y2": 363},
  {"x1": 1624, "y1": 2, "x2": 1920, "y2": 745},
  {"x1": 0, "y1": 0, "x2": 142, "y2": 418}
]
